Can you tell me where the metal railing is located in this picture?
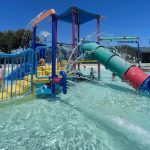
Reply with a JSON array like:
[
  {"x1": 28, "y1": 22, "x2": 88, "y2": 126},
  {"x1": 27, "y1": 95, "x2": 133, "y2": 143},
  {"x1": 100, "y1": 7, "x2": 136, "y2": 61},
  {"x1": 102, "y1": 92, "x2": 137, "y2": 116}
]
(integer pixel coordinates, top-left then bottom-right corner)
[{"x1": 0, "y1": 49, "x2": 34, "y2": 101}]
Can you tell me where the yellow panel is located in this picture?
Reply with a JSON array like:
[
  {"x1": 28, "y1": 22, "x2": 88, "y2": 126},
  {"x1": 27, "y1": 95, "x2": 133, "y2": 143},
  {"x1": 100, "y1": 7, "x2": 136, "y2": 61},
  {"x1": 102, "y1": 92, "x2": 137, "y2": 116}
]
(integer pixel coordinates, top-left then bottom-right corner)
[
  {"x1": 62, "y1": 60, "x2": 68, "y2": 63},
  {"x1": 37, "y1": 64, "x2": 65, "y2": 71},
  {"x1": 59, "y1": 67, "x2": 66, "y2": 71},
  {"x1": 6, "y1": 85, "x2": 23, "y2": 97},
  {"x1": 37, "y1": 71, "x2": 49, "y2": 76},
  {"x1": 0, "y1": 92, "x2": 10, "y2": 100},
  {"x1": 16, "y1": 80, "x2": 31, "y2": 93},
  {"x1": 24, "y1": 75, "x2": 50, "y2": 84}
]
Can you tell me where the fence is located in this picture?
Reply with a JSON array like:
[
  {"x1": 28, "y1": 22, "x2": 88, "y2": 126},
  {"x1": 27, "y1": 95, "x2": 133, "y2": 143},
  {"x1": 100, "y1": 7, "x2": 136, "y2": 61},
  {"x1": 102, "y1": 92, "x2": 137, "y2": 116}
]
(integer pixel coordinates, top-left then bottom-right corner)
[{"x1": 0, "y1": 49, "x2": 34, "y2": 100}]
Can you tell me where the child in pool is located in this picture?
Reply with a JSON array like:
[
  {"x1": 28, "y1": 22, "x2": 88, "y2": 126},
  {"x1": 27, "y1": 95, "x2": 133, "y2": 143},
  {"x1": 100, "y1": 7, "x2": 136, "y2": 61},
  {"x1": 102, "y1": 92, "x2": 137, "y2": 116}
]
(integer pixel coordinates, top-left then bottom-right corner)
[
  {"x1": 39, "y1": 58, "x2": 45, "y2": 66},
  {"x1": 90, "y1": 67, "x2": 95, "y2": 79},
  {"x1": 39, "y1": 58, "x2": 46, "y2": 71},
  {"x1": 112, "y1": 72, "x2": 116, "y2": 81}
]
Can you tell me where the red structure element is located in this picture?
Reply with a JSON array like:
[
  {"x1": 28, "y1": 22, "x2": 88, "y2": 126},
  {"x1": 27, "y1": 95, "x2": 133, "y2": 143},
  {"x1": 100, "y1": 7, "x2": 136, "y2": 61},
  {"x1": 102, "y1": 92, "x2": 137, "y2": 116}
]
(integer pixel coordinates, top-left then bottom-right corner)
[
  {"x1": 77, "y1": 11, "x2": 80, "y2": 43},
  {"x1": 97, "y1": 16, "x2": 100, "y2": 44},
  {"x1": 53, "y1": 76, "x2": 61, "y2": 84},
  {"x1": 123, "y1": 66, "x2": 149, "y2": 89},
  {"x1": 72, "y1": 9, "x2": 76, "y2": 70},
  {"x1": 72, "y1": 10, "x2": 76, "y2": 48},
  {"x1": 71, "y1": 9, "x2": 80, "y2": 71},
  {"x1": 97, "y1": 16, "x2": 101, "y2": 80},
  {"x1": 58, "y1": 6, "x2": 103, "y2": 73}
]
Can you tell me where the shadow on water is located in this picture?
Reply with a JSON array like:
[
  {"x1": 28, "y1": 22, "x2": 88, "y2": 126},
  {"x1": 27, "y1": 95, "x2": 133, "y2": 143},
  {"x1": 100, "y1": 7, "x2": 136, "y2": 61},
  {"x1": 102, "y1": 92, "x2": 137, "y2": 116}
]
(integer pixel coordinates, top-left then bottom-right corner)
[
  {"x1": 104, "y1": 82, "x2": 150, "y2": 98},
  {"x1": 58, "y1": 97, "x2": 145, "y2": 150},
  {"x1": 84, "y1": 80, "x2": 150, "y2": 98}
]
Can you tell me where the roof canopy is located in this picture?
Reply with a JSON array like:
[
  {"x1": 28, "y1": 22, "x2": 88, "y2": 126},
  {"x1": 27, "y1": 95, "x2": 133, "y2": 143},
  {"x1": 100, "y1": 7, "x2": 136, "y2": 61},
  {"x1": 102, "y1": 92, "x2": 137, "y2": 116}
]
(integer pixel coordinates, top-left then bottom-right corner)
[{"x1": 58, "y1": 6, "x2": 101, "y2": 25}]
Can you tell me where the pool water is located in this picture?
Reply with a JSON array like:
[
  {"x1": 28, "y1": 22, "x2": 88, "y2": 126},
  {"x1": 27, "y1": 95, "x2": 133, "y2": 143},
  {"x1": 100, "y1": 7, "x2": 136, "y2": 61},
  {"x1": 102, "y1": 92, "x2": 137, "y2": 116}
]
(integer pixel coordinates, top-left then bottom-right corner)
[{"x1": 0, "y1": 66, "x2": 149, "y2": 150}]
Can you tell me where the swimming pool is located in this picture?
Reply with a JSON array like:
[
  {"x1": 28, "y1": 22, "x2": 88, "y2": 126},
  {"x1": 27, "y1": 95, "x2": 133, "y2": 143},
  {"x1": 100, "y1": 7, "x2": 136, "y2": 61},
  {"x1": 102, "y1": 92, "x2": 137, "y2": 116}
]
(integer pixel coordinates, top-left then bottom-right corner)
[{"x1": 0, "y1": 66, "x2": 149, "y2": 150}]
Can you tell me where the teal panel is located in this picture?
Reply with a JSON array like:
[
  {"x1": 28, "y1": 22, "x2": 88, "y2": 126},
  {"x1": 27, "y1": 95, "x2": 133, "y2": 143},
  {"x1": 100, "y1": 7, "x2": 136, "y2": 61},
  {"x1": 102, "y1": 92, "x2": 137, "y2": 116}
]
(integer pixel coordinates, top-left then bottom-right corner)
[
  {"x1": 106, "y1": 55, "x2": 131, "y2": 78},
  {"x1": 94, "y1": 47, "x2": 115, "y2": 66}
]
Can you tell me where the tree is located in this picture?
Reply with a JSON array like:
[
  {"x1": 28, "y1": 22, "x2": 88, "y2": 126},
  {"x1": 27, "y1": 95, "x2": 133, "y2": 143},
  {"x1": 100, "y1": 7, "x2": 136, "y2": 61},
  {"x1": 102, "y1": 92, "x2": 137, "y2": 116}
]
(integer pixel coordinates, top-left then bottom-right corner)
[{"x1": 0, "y1": 29, "x2": 33, "y2": 53}]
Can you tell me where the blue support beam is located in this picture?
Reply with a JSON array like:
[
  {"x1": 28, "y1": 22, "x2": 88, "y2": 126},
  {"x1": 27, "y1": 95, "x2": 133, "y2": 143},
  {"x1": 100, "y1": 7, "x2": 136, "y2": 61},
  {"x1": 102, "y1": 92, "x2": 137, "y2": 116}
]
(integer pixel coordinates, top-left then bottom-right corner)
[
  {"x1": 32, "y1": 26, "x2": 37, "y2": 50},
  {"x1": 51, "y1": 14, "x2": 57, "y2": 97},
  {"x1": 32, "y1": 26, "x2": 37, "y2": 72}
]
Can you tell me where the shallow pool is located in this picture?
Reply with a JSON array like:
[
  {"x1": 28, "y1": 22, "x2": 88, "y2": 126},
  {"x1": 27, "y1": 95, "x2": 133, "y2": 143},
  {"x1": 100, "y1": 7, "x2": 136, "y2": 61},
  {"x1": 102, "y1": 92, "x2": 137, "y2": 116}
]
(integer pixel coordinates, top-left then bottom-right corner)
[{"x1": 0, "y1": 67, "x2": 149, "y2": 150}]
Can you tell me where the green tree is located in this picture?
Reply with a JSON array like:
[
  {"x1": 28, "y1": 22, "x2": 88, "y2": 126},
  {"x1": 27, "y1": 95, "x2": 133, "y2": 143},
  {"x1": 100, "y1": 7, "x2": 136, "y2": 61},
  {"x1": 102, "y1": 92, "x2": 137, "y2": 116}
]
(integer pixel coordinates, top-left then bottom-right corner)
[{"x1": 0, "y1": 29, "x2": 33, "y2": 53}]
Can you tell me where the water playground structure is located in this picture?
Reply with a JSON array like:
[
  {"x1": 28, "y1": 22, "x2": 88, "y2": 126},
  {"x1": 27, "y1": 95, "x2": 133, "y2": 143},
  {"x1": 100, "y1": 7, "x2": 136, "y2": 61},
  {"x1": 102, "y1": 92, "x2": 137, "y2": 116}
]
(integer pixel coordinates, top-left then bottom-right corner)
[{"x1": 0, "y1": 6, "x2": 150, "y2": 101}]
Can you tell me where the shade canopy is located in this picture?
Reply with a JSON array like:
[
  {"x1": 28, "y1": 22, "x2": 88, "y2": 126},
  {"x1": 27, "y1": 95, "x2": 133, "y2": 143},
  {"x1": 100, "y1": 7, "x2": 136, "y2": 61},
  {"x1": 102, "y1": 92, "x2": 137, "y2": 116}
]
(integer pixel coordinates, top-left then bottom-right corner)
[{"x1": 58, "y1": 6, "x2": 101, "y2": 25}]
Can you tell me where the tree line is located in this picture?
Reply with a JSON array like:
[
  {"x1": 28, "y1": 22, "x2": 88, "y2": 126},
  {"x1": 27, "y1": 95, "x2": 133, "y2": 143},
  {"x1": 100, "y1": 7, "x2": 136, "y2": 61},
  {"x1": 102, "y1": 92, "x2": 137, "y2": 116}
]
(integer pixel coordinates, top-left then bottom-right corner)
[{"x1": 0, "y1": 29, "x2": 32, "y2": 53}]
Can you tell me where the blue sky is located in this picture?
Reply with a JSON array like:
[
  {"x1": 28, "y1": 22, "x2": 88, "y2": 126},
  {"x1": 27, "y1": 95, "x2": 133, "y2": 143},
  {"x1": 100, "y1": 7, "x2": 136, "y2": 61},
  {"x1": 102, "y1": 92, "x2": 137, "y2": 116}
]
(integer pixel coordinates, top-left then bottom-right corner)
[{"x1": 0, "y1": 0, "x2": 150, "y2": 46}]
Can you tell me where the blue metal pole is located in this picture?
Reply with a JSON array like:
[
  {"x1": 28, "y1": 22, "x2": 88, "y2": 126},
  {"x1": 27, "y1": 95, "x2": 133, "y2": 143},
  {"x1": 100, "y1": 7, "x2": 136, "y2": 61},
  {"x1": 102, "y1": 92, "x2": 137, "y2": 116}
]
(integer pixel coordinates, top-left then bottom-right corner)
[
  {"x1": 30, "y1": 50, "x2": 34, "y2": 92},
  {"x1": 32, "y1": 26, "x2": 37, "y2": 73},
  {"x1": 55, "y1": 16, "x2": 58, "y2": 44},
  {"x1": 10, "y1": 57, "x2": 14, "y2": 99},
  {"x1": 7, "y1": 58, "x2": 10, "y2": 99},
  {"x1": 51, "y1": 14, "x2": 56, "y2": 97},
  {"x1": 2, "y1": 58, "x2": 6, "y2": 99},
  {"x1": 32, "y1": 26, "x2": 37, "y2": 50}
]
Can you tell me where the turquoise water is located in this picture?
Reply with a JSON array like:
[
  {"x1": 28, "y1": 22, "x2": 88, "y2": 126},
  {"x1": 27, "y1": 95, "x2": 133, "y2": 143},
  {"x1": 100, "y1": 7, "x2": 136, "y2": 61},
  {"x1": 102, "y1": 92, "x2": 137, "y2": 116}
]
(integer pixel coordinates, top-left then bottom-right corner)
[{"x1": 0, "y1": 67, "x2": 149, "y2": 150}]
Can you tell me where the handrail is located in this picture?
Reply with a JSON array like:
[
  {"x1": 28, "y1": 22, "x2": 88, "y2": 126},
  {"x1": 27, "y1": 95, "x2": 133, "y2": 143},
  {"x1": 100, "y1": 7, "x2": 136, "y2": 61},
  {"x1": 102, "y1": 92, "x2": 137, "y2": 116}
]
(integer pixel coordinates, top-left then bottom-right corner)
[
  {"x1": 100, "y1": 36, "x2": 140, "y2": 41},
  {"x1": 0, "y1": 49, "x2": 34, "y2": 57},
  {"x1": 32, "y1": 9, "x2": 56, "y2": 27}
]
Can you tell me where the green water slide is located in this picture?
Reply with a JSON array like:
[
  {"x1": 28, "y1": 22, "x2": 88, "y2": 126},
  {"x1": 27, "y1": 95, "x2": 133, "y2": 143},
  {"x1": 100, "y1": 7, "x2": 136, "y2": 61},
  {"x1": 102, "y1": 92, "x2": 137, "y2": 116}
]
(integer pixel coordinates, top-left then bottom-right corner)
[
  {"x1": 82, "y1": 43, "x2": 131, "y2": 79},
  {"x1": 82, "y1": 43, "x2": 150, "y2": 93}
]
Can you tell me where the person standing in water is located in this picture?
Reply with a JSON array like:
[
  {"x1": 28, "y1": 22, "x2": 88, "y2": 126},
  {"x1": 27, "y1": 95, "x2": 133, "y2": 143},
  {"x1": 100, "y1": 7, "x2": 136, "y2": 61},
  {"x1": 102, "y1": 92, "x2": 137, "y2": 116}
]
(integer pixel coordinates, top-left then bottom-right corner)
[
  {"x1": 90, "y1": 67, "x2": 95, "y2": 79},
  {"x1": 39, "y1": 58, "x2": 45, "y2": 66},
  {"x1": 112, "y1": 72, "x2": 116, "y2": 81},
  {"x1": 39, "y1": 58, "x2": 46, "y2": 71}
]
